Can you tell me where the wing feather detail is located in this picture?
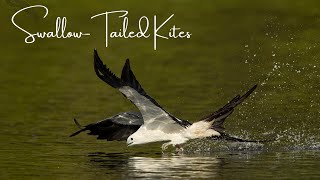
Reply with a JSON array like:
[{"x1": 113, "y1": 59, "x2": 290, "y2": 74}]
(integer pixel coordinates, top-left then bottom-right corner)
[{"x1": 93, "y1": 49, "x2": 191, "y2": 128}]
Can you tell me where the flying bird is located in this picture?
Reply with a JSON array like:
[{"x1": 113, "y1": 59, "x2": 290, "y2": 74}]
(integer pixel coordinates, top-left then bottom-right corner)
[{"x1": 80, "y1": 49, "x2": 260, "y2": 151}]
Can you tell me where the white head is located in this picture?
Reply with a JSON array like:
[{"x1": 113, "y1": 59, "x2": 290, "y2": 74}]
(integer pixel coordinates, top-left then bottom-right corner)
[
  {"x1": 127, "y1": 131, "x2": 148, "y2": 146},
  {"x1": 127, "y1": 128, "x2": 168, "y2": 146}
]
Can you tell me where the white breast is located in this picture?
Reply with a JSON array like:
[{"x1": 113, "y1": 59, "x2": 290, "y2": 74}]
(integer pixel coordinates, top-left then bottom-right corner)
[{"x1": 133, "y1": 125, "x2": 189, "y2": 145}]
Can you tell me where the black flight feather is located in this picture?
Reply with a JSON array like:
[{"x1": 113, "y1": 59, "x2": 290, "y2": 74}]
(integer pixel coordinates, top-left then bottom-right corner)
[
  {"x1": 70, "y1": 112, "x2": 143, "y2": 141},
  {"x1": 93, "y1": 49, "x2": 192, "y2": 128},
  {"x1": 200, "y1": 85, "x2": 257, "y2": 132},
  {"x1": 94, "y1": 49, "x2": 122, "y2": 88},
  {"x1": 210, "y1": 132, "x2": 275, "y2": 143}
]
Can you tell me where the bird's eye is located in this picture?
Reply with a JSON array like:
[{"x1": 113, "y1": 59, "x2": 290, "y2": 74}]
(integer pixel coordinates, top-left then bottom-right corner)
[{"x1": 131, "y1": 138, "x2": 133, "y2": 140}]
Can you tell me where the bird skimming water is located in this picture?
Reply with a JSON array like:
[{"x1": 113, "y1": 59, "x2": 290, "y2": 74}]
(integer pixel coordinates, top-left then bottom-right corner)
[{"x1": 84, "y1": 49, "x2": 260, "y2": 151}]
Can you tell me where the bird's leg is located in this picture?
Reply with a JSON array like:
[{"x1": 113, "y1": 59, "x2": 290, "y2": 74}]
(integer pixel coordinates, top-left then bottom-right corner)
[{"x1": 161, "y1": 142, "x2": 171, "y2": 151}]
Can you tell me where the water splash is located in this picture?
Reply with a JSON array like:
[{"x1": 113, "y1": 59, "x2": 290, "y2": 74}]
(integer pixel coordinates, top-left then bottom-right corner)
[{"x1": 182, "y1": 127, "x2": 319, "y2": 154}]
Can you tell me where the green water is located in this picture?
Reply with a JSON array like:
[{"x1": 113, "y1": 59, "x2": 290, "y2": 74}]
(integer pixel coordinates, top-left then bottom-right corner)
[{"x1": 1, "y1": 0, "x2": 320, "y2": 179}]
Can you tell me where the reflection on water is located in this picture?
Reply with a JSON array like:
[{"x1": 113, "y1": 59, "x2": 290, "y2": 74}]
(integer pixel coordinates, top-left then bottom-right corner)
[
  {"x1": 127, "y1": 155, "x2": 221, "y2": 179},
  {"x1": 85, "y1": 137, "x2": 320, "y2": 178},
  {"x1": 87, "y1": 150, "x2": 320, "y2": 179},
  {"x1": 88, "y1": 152, "x2": 224, "y2": 179}
]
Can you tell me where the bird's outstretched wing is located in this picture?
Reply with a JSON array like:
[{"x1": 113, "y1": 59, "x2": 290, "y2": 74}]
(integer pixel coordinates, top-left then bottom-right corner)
[
  {"x1": 70, "y1": 112, "x2": 143, "y2": 141},
  {"x1": 200, "y1": 85, "x2": 257, "y2": 132},
  {"x1": 93, "y1": 49, "x2": 191, "y2": 132}
]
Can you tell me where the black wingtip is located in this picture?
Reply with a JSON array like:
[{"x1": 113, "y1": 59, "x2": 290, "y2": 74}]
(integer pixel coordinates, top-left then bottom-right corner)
[
  {"x1": 124, "y1": 59, "x2": 131, "y2": 72},
  {"x1": 201, "y1": 84, "x2": 258, "y2": 131},
  {"x1": 93, "y1": 49, "x2": 99, "y2": 65},
  {"x1": 93, "y1": 49, "x2": 122, "y2": 88},
  {"x1": 214, "y1": 133, "x2": 276, "y2": 143},
  {"x1": 250, "y1": 84, "x2": 258, "y2": 92},
  {"x1": 239, "y1": 84, "x2": 258, "y2": 102},
  {"x1": 94, "y1": 48, "x2": 98, "y2": 58},
  {"x1": 124, "y1": 59, "x2": 130, "y2": 73},
  {"x1": 122, "y1": 59, "x2": 131, "y2": 80},
  {"x1": 93, "y1": 49, "x2": 101, "y2": 65},
  {"x1": 120, "y1": 58, "x2": 148, "y2": 97}
]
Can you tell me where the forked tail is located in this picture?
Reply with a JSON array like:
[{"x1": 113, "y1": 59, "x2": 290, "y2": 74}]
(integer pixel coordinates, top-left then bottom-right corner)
[{"x1": 69, "y1": 119, "x2": 87, "y2": 137}]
